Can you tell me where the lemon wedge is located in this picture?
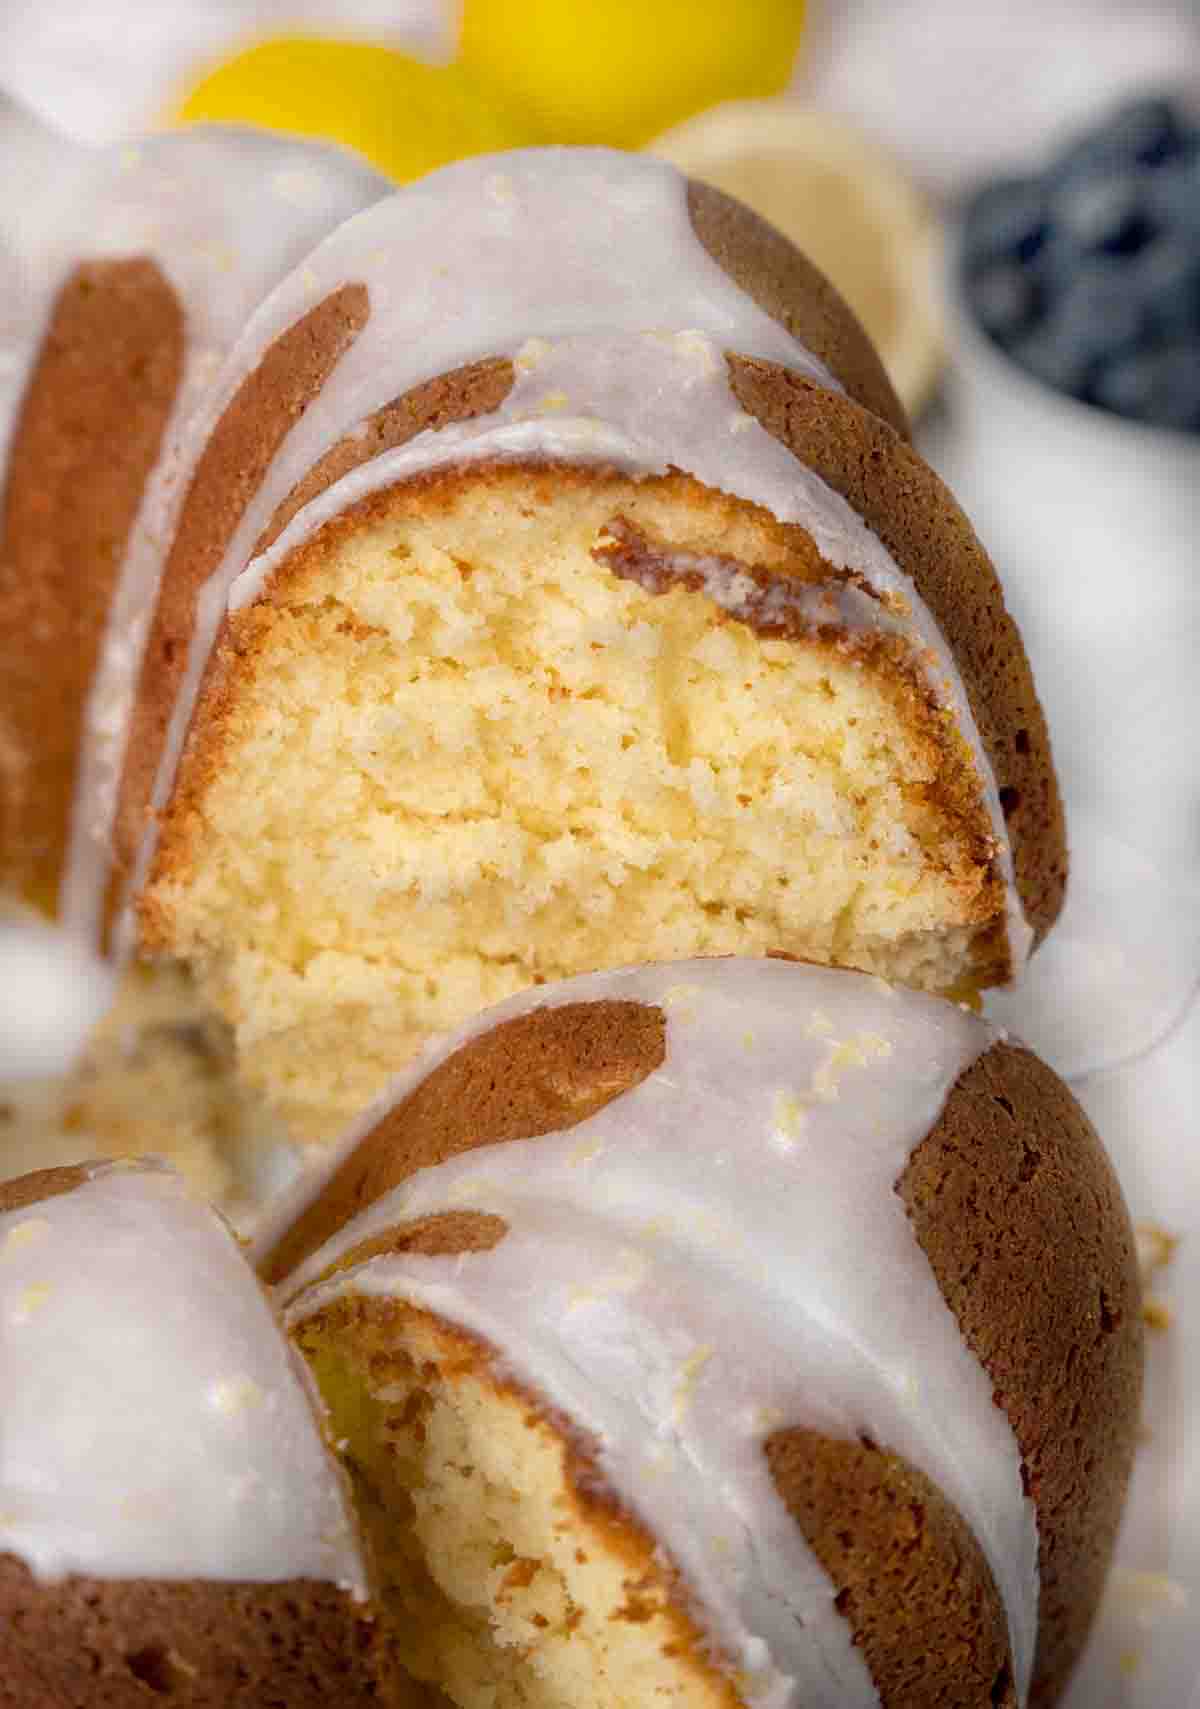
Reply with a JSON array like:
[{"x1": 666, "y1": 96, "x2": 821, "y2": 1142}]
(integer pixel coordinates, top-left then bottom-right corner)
[
  {"x1": 173, "y1": 36, "x2": 538, "y2": 183},
  {"x1": 649, "y1": 99, "x2": 943, "y2": 416},
  {"x1": 458, "y1": 0, "x2": 806, "y2": 148}
]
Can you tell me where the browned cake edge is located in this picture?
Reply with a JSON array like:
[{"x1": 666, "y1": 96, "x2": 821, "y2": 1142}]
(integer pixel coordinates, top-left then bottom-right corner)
[
  {"x1": 0, "y1": 261, "x2": 184, "y2": 915},
  {"x1": 0, "y1": 1163, "x2": 92, "y2": 1216},
  {"x1": 765, "y1": 1429, "x2": 1017, "y2": 1708},
  {"x1": 111, "y1": 281, "x2": 371, "y2": 900},
  {"x1": 725, "y1": 358, "x2": 1067, "y2": 945},
  {"x1": 686, "y1": 178, "x2": 909, "y2": 437},
  {"x1": 260, "y1": 1000, "x2": 667, "y2": 1285},
  {"x1": 0, "y1": 1555, "x2": 386, "y2": 1709},
  {"x1": 901, "y1": 1040, "x2": 1143, "y2": 1703}
]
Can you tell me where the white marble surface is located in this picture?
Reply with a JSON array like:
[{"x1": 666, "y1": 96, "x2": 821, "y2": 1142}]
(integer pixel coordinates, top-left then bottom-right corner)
[{"x1": 3, "y1": 2, "x2": 1199, "y2": 1701}]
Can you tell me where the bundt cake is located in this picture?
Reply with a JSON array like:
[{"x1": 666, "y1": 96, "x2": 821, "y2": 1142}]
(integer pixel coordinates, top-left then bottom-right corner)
[
  {"x1": 20, "y1": 143, "x2": 1057, "y2": 1143},
  {"x1": 259, "y1": 957, "x2": 1142, "y2": 1709},
  {"x1": 0, "y1": 1159, "x2": 386, "y2": 1706}
]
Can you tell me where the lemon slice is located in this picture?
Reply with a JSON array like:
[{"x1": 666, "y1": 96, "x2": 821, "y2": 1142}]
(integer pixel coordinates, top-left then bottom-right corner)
[
  {"x1": 458, "y1": 0, "x2": 806, "y2": 149},
  {"x1": 173, "y1": 36, "x2": 539, "y2": 184},
  {"x1": 648, "y1": 99, "x2": 943, "y2": 417}
]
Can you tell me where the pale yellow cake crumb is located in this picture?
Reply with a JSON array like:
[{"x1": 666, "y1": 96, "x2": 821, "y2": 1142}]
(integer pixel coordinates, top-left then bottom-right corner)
[{"x1": 146, "y1": 473, "x2": 998, "y2": 1138}]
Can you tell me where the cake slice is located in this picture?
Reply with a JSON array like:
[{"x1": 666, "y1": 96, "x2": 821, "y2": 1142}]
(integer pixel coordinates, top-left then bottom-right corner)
[{"x1": 106, "y1": 149, "x2": 1064, "y2": 1137}]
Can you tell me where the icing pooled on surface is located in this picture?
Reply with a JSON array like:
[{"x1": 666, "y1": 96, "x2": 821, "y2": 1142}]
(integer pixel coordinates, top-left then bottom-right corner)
[
  {"x1": 281, "y1": 957, "x2": 1038, "y2": 1707},
  {"x1": 0, "y1": 1161, "x2": 367, "y2": 1592},
  {"x1": 120, "y1": 147, "x2": 1026, "y2": 971},
  {"x1": 50, "y1": 125, "x2": 388, "y2": 943}
]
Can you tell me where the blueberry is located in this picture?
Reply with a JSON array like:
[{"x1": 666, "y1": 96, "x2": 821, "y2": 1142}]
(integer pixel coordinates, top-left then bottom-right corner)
[
  {"x1": 962, "y1": 177, "x2": 1050, "y2": 269},
  {"x1": 1058, "y1": 261, "x2": 1149, "y2": 355},
  {"x1": 1027, "y1": 228, "x2": 1087, "y2": 301},
  {"x1": 1092, "y1": 340, "x2": 1200, "y2": 431},
  {"x1": 1146, "y1": 140, "x2": 1200, "y2": 236},
  {"x1": 967, "y1": 92, "x2": 1200, "y2": 420},
  {"x1": 1010, "y1": 330, "x2": 1089, "y2": 399},
  {"x1": 1103, "y1": 96, "x2": 1186, "y2": 166},
  {"x1": 966, "y1": 261, "x2": 1044, "y2": 345},
  {"x1": 1009, "y1": 262, "x2": 1150, "y2": 400},
  {"x1": 1134, "y1": 236, "x2": 1200, "y2": 339},
  {"x1": 1051, "y1": 169, "x2": 1157, "y2": 256},
  {"x1": 1054, "y1": 95, "x2": 1188, "y2": 185}
]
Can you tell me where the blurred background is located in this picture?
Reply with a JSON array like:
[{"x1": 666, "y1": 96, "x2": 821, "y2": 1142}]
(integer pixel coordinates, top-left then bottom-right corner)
[{"x1": 3, "y1": 3, "x2": 1200, "y2": 1704}]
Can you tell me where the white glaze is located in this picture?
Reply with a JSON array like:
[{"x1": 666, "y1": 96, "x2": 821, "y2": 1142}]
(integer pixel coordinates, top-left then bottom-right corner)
[
  {"x1": 0, "y1": 97, "x2": 88, "y2": 482},
  {"x1": 279, "y1": 958, "x2": 1039, "y2": 1706},
  {"x1": 112, "y1": 147, "x2": 1025, "y2": 970},
  {"x1": 0, "y1": 916, "x2": 115, "y2": 1081},
  {"x1": 0, "y1": 1161, "x2": 367, "y2": 1591},
  {"x1": 42, "y1": 126, "x2": 388, "y2": 943}
]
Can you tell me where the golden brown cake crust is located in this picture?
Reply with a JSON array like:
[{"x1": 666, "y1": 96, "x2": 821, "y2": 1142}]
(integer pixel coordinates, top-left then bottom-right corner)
[
  {"x1": 268, "y1": 1000, "x2": 1142, "y2": 1706},
  {"x1": 0, "y1": 1164, "x2": 91, "y2": 1216},
  {"x1": 260, "y1": 999, "x2": 665, "y2": 1285},
  {"x1": 0, "y1": 260, "x2": 183, "y2": 915},
  {"x1": 257, "y1": 356, "x2": 516, "y2": 557},
  {"x1": 765, "y1": 1430, "x2": 1016, "y2": 1708},
  {"x1": 685, "y1": 179, "x2": 909, "y2": 437},
  {"x1": 902, "y1": 1040, "x2": 1144, "y2": 1704},
  {"x1": 0, "y1": 1554, "x2": 385, "y2": 1709},
  {"x1": 724, "y1": 357, "x2": 1068, "y2": 945},
  {"x1": 112, "y1": 282, "x2": 371, "y2": 903}
]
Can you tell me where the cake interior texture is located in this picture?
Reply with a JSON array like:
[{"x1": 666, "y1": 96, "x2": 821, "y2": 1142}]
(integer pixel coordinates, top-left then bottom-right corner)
[
  {"x1": 0, "y1": 954, "x2": 281, "y2": 1212},
  {"x1": 298, "y1": 1295, "x2": 738, "y2": 1709},
  {"x1": 145, "y1": 466, "x2": 1002, "y2": 1136}
]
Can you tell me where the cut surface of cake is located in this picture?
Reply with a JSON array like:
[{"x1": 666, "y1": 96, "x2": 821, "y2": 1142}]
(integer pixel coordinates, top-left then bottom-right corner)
[
  {"x1": 261, "y1": 957, "x2": 1142, "y2": 1709},
  {"x1": 0, "y1": 1159, "x2": 391, "y2": 1706},
  {"x1": 70, "y1": 147, "x2": 1063, "y2": 1139}
]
